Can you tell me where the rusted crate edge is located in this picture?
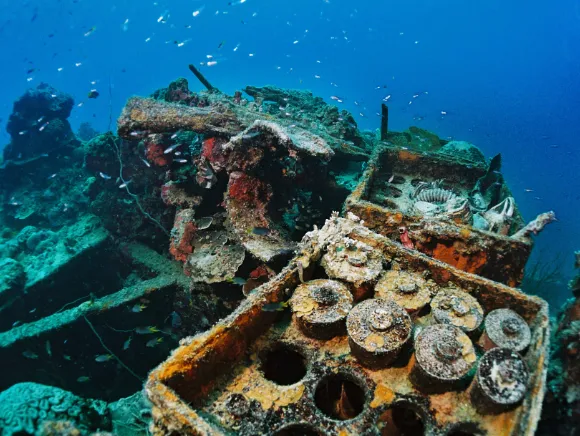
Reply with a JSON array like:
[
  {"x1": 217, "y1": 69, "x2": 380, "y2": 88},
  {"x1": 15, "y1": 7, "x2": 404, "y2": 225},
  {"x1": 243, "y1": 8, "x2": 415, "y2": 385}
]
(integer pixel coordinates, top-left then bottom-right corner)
[
  {"x1": 515, "y1": 301, "x2": 550, "y2": 436},
  {"x1": 146, "y1": 264, "x2": 302, "y2": 411},
  {"x1": 349, "y1": 225, "x2": 547, "y2": 317}
]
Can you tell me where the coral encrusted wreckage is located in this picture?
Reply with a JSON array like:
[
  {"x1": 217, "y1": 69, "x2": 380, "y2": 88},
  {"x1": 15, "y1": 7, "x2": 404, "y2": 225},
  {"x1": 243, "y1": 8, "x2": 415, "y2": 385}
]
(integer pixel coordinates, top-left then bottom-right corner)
[{"x1": 0, "y1": 71, "x2": 570, "y2": 435}]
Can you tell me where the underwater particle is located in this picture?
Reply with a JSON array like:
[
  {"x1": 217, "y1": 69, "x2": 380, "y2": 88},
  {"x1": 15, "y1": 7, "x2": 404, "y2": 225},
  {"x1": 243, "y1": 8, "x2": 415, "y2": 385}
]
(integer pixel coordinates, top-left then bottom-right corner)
[
  {"x1": 95, "y1": 354, "x2": 113, "y2": 362},
  {"x1": 77, "y1": 376, "x2": 91, "y2": 383},
  {"x1": 99, "y1": 172, "x2": 111, "y2": 180},
  {"x1": 87, "y1": 89, "x2": 99, "y2": 99},
  {"x1": 146, "y1": 337, "x2": 164, "y2": 348},
  {"x1": 262, "y1": 301, "x2": 290, "y2": 312},
  {"x1": 252, "y1": 227, "x2": 270, "y2": 236},
  {"x1": 22, "y1": 350, "x2": 39, "y2": 359},
  {"x1": 46, "y1": 340, "x2": 52, "y2": 358}
]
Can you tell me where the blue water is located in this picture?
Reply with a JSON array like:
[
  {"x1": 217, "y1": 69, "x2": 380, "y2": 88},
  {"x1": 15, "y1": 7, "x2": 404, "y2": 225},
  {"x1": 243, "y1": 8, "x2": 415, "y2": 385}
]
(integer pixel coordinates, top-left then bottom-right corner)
[{"x1": 1, "y1": 0, "x2": 579, "y2": 299}]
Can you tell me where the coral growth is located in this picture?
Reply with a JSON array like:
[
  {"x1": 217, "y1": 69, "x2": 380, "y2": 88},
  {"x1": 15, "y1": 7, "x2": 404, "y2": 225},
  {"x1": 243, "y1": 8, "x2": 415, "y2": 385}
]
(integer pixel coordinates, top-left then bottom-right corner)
[
  {"x1": 4, "y1": 83, "x2": 79, "y2": 161},
  {"x1": 0, "y1": 382, "x2": 110, "y2": 434}
]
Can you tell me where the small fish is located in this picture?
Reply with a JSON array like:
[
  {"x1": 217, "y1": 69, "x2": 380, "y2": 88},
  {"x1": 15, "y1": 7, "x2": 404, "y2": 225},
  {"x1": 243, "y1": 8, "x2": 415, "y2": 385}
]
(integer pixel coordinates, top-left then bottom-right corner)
[
  {"x1": 63, "y1": 355, "x2": 72, "y2": 361},
  {"x1": 131, "y1": 303, "x2": 147, "y2": 313},
  {"x1": 251, "y1": 227, "x2": 270, "y2": 236},
  {"x1": 192, "y1": 6, "x2": 204, "y2": 17},
  {"x1": 176, "y1": 159, "x2": 188, "y2": 163},
  {"x1": 262, "y1": 301, "x2": 289, "y2": 312},
  {"x1": 388, "y1": 174, "x2": 395, "y2": 183},
  {"x1": 75, "y1": 62, "x2": 82, "y2": 67},
  {"x1": 119, "y1": 180, "x2": 131, "y2": 189},
  {"x1": 241, "y1": 131, "x2": 262, "y2": 141},
  {"x1": 229, "y1": 277, "x2": 247, "y2": 285},
  {"x1": 23, "y1": 350, "x2": 39, "y2": 359},
  {"x1": 84, "y1": 26, "x2": 96, "y2": 37},
  {"x1": 174, "y1": 151, "x2": 182, "y2": 156},
  {"x1": 146, "y1": 337, "x2": 164, "y2": 348},
  {"x1": 88, "y1": 89, "x2": 99, "y2": 99},
  {"x1": 95, "y1": 354, "x2": 113, "y2": 362},
  {"x1": 123, "y1": 336, "x2": 133, "y2": 350},
  {"x1": 18, "y1": 130, "x2": 27, "y2": 135},
  {"x1": 141, "y1": 158, "x2": 151, "y2": 168},
  {"x1": 47, "y1": 173, "x2": 57, "y2": 180},
  {"x1": 38, "y1": 121, "x2": 49, "y2": 132},
  {"x1": 207, "y1": 61, "x2": 218, "y2": 67},
  {"x1": 524, "y1": 189, "x2": 534, "y2": 193},
  {"x1": 135, "y1": 326, "x2": 160, "y2": 335},
  {"x1": 77, "y1": 376, "x2": 91, "y2": 383},
  {"x1": 122, "y1": 18, "x2": 129, "y2": 31},
  {"x1": 217, "y1": 40, "x2": 226, "y2": 49},
  {"x1": 163, "y1": 143, "x2": 180, "y2": 154},
  {"x1": 99, "y1": 172, "x2": 111, "y2": 180},
  {"x1": 46, "y1": 340, "x2": 52, "y2": 358}
]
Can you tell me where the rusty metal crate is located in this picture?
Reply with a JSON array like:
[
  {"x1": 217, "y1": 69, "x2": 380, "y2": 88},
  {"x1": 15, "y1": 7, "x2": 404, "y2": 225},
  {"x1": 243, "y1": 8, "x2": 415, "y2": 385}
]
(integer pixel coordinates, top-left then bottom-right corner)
[
  {"x1": 344, "y1": 145, "x2": 532, "y2": 287},
  {"x1": 145, "y1": 214, "x2": 548, "y2": 436}
]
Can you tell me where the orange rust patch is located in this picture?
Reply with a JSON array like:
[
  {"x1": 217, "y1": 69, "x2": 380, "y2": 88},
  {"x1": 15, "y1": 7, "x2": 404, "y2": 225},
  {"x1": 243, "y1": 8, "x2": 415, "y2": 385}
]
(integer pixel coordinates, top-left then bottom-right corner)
[
  {"x1": 398, "y1": 150, "x2": 420, "y2": 161},
  {"x1": 370, "y1": 384, "x2": 395, "y2": 408},
  {"x1": 459, "y1": 227, "x2": 472, "y2": 239},
  {"x1": 431, "y1": 243, "x2": 487, "y2": 274},
  {"x1": 228, "y1": 365, "x2": 305, "y2": 410}
]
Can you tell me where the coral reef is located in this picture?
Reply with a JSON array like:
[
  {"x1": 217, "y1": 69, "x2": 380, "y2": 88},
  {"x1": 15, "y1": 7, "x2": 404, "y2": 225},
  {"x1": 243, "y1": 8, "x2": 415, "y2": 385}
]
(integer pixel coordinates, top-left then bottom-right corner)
[
  {"x1": 0, "y1": 382, "x2": 110, "y2": 435},
  {"x1": 539, "y1": 251, "x2": 580, "y2": 435},
  {"x1": 3, "y1": 83, "x2": 79, "y2": 161}
]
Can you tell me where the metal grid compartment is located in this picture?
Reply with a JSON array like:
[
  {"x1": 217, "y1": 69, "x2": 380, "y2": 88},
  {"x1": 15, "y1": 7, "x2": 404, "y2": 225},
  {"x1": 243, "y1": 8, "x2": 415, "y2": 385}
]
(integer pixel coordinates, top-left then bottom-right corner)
[{"x1": 146, "y1": 215, "x2": 548, "y2": 436}]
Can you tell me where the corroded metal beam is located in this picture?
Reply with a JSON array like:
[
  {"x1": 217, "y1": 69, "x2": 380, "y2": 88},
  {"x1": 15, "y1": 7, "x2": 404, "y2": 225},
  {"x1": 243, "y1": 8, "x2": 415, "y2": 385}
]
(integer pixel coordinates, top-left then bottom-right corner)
[{"x1": 117, "y1": 97, "x2": 244, "y2": 139}]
